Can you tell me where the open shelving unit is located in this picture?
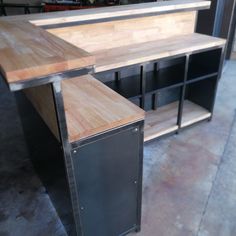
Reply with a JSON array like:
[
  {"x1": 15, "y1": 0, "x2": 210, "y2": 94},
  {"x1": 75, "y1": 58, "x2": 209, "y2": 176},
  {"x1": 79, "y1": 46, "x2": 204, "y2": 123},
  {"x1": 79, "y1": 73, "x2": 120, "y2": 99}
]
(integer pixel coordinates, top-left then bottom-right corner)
[
  {"x1": 98, "y1": 47, "x2": 223, "y2": 142},
  {"x1": 104, "y1": 57, "x2": 185, "y2": 99}
]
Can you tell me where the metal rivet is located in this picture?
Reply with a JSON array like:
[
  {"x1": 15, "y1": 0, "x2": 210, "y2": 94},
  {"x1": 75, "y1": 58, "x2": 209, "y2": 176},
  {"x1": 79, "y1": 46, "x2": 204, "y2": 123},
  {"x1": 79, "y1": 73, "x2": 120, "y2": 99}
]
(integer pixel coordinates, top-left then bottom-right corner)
[
  {"x1": 80, "y1": 207, "x2": 84, "y2": 210},
  {"x1": 134, "y1": 181, "x2": 138, "y2": 184},
  {"x1": 134, "y1": 128, "x2": 138, "y2": 132},
  {"x1": 73, "y1": 150, "x2": 77, "y2": 154}
]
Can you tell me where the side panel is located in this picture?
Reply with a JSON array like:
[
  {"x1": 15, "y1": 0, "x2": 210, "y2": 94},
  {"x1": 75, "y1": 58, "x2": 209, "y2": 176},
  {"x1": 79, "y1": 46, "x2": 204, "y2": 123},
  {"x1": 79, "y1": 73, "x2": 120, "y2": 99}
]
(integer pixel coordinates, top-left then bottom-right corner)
[
  {"x1": 23, "y1": 84, "x2": 60, "y2": 141},
  {"x1": 72, "y1": 124, "x2": 143, "y2": 236}
]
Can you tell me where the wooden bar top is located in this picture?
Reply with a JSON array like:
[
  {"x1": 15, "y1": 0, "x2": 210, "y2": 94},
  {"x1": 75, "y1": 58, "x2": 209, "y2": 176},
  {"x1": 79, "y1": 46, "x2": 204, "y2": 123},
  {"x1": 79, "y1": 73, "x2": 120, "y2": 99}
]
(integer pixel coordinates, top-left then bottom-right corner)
[
  {"x1": 6, "y1": 0, "x2": 210, "y2": 26},
  {"x1": 0, "y1": 0, "x2": 214, "y2": 90},
  {"x1": 0, "y1": 0, "x2": 210, "y2": 90},
  {"x1": 0, "y1": 20, "x2": 95, "y2": 89},
  {"x1": 62, "y1": 75, "x2": 145, "y2": 142}
]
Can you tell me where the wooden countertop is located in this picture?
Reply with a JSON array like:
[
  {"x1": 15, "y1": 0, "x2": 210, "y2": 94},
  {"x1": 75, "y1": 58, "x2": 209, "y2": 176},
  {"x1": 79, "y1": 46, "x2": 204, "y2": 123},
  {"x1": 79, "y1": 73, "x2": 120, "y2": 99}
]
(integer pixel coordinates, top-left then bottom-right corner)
[
  {"x1": 0, "y1": 0, "x2": 210, "y2": 90},
  {"x1": 0, "y1": 20, "x2": 95, "y2": 88},
  {"x1": 94, "y1": 33, "x2": 226, "y2": 73},
  {"x1": 62, "y1": 75, "x2": 144, "y2": 142}
]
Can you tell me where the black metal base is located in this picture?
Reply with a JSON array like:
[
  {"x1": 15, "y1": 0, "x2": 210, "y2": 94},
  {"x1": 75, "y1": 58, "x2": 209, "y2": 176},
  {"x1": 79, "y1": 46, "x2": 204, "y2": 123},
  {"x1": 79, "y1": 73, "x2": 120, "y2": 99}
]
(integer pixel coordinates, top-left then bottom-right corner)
[
  {"x1": 15, "y1": 92, "x2": 77, "y2": 236},
  {"x1": 15, "y1": 91, "x2": 144, "y2": 236}
]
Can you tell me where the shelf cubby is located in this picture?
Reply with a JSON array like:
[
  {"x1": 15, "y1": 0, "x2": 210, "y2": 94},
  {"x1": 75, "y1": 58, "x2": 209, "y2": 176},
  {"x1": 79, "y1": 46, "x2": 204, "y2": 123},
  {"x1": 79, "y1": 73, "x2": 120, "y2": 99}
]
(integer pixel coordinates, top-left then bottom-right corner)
[
  {"x1": 144, "y1": 87, "x2": 181, "y2": 141},
  {"x1": 181, "y1": 75, "x2": 218, "y2": 128},
  {"x1": 146, "y1": 60, "x2": 185, "y2": 93},
  {"x1": 104, "y1": 57, "x2": 185, "y2": 99},
  {"x1": 187, "y1": 48, "x2": 222, "y2": 82}
]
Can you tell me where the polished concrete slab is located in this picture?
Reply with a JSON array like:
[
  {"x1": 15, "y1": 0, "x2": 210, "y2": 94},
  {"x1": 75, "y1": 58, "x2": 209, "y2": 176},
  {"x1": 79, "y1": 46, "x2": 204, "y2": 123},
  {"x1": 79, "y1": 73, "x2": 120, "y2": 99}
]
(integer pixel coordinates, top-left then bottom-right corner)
[{"x1": 0, "y1": 61, "x2": 236, "y2": 236}]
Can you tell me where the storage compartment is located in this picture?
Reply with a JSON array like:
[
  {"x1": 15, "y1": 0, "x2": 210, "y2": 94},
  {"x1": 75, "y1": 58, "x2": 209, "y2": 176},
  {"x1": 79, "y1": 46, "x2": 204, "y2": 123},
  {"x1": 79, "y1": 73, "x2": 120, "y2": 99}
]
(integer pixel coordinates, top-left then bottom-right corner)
[
  {"x1": 187, "y1": 48, "x2": 222, "y2": 81},
  {"x1": 181, "y1": 76, "x2": 218, "y2": 127},
  {"x1": 103, "y1": 57, "x2": 185, "y2": 100},
  {"x1": 72, "y1": 123, "x2": 143, "y2": 236},
  {"x1": 144, "y1": 87, "x2": 181, "y2": 142}
]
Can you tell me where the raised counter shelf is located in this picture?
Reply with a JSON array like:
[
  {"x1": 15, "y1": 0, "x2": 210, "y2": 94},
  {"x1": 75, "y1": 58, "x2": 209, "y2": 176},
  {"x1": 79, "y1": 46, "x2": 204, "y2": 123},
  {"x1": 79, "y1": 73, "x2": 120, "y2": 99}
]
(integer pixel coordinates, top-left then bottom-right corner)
[{"x1": 62, "y1": 75, "x2": 144, "y2": 143}]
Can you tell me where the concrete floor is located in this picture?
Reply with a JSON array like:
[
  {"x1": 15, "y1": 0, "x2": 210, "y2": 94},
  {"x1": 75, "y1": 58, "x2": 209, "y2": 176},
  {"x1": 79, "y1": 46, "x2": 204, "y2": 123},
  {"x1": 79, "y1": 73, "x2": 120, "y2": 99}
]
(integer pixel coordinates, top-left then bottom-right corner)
[{"x1": 0, "y1": 61, "x2": 236, "y2": 236}]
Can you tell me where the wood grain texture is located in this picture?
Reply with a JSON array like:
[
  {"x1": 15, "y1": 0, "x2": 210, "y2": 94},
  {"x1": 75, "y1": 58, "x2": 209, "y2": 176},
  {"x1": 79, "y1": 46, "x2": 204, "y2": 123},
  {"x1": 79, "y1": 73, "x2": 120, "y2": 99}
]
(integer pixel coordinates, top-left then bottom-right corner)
[
  {"x1": 48, "y1": 11, "x2": 196, "y2": 52},
  {"x1": 62, "y1": 75, "x2": 144, "y2": 142},
  {"x1": 144, "y1": 101, "x2": 179, "y2": 142},
  {"x1": 0, "y1": 20, "x2": 95, "y2": 85},
  {"x1": 181, "y1": 100, "x2": 211, "y2": 127},
  {"x1": 94, "y1": 33, "x2": 226, "y2": 73},
  {"x1": 144, "y1": 100, "x2": 211, "y2": 142},
  {"x1": 2, "y1": 0, "x2": 210, "y2": 26},
  {"x1": 24, "y1": 84, "x2": 60, "y2": 141}
]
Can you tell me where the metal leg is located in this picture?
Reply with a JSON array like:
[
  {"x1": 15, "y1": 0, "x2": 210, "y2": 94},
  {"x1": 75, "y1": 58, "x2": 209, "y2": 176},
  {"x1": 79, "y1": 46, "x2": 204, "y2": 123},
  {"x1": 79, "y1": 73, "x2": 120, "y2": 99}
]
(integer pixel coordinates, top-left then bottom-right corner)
[
  {"x1": 140, "y1": 64, "x2": 146, "y2": 109},
  {"x1": 51, "y1": 81, "x2": 82, "y2": 236},
  {"x1": 177, "y1": 55, "x2": 190, "y2": 129},
  {"x1": 210, "y1": 47, "x2": 226, "y2": 115},
  {"x1": 115, "y1": 71, "x2": 121, "y2": 83},
  {"x1": 152, "y1": 93, "x2": 158, "y2": 110}
]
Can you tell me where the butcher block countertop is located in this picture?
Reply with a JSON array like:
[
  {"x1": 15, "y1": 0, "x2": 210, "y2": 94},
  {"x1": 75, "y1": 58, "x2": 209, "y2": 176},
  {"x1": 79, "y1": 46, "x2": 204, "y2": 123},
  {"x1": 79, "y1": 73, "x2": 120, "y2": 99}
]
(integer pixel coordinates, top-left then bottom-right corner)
[{"x1": 0, "y1": 0, "x2": 212, "y2": 91}]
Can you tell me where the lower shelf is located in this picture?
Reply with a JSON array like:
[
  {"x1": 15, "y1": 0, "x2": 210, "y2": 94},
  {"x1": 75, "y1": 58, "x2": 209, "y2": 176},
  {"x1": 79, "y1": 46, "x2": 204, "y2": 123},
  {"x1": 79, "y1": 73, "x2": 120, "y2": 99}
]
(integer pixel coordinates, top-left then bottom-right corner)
[
  {"x1": 181, "y1": 100, "x2": 211, "y2": 128},
  {"x1": 144, "y1": 102, "x2": 179, "y2": 142},
  {"x1": 144, "y1": 100, "x2": 211, "y2": 142}
]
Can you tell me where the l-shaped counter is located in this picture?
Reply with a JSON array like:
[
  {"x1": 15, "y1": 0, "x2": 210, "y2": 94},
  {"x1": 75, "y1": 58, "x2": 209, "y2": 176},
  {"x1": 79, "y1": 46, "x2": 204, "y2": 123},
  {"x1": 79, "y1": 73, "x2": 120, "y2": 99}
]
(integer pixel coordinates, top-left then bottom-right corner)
[{"x1": 0, "y1": 1, "x2": 226, "y2": 235}]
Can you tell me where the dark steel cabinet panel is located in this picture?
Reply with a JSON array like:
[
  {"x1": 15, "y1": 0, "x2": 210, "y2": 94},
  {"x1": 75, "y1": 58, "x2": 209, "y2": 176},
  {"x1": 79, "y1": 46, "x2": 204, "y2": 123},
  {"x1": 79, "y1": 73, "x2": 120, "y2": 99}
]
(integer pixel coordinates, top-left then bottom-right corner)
[{"x1": 72, "y1": 125, "x2": 143, "y2": 236}]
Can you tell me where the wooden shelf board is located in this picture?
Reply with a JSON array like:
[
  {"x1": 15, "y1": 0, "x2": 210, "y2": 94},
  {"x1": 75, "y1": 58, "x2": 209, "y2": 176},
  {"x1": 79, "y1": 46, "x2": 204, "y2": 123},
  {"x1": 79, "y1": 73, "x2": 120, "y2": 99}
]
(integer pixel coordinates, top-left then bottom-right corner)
[
  {"x1": 144, "y1": 101, "x2": 179, "y2": 142},
  {"x1": 144, "y1": 100, "x2": 211, "y2": 142},
  {"x1": 94, "y1": 33, "x2": 225, "y2": 73},
  {"x1": 181, "y1": 100, "x2": 211, "y2": 127},
  {"x1": 62, "y1": 75, "x2": 145, "y2": 143}
]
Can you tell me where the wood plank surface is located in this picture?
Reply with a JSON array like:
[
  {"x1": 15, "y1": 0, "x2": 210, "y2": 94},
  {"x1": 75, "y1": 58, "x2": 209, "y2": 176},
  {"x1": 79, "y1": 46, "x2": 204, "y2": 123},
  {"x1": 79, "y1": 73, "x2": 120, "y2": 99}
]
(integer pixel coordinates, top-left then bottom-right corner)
[
  {"x1": 0, "y1": 20, "x2": 95, "y2": 86},
  {"x1": 94, "y1": 33, "x2": 226, "y2": 73},
  {"x1": 62, "y1": 75, "x2": 145, "y2": 142},
  {"x1": 144, "y1": 101, "x2": 179, "y2": 142},
  {"x1": 181, "y1": 100, "x2": 211, "y2": 127},
  {"x1": 144, "y1": 100, "x2": 212, "y2": 142},
  {"x1": 48, "y1": 11, "x2": 196, "y2": 52},
  {"x1": 3, "y1": 0, "x2": 210, "y2": 26}
]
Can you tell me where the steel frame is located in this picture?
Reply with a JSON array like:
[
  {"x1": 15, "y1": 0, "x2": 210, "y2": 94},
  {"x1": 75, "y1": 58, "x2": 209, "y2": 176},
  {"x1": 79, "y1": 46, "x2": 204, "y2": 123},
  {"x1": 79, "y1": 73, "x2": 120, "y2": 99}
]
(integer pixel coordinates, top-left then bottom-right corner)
[
  {"x1": 0, "y1": 24, "x2": 226, "y2": 235},
  {"x1": 100, "y1": 45, "x2": 225, "y2": 140}
]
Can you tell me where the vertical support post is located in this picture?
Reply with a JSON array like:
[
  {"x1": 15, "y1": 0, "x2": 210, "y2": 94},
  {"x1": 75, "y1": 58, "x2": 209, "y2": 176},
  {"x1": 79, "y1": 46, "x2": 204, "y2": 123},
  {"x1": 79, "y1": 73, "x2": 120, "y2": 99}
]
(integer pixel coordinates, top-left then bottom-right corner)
[
  {"x1": 177, "y1": 55, "x2": 190, "y2": 130},
  {"x1": 140, "y1": 64, "x2": 146, "y2": 109},
  {"x1": 135, "y1": 121, "x2": 144, "y2": 233},
  {"x1": 153, "y1": 62, "x2": 159, "y2": 72},
  {"x1": 152, "y1": 93, "x2": 158, "y2": 110},
  {"x1": 209, "y1": 47, "x2": 226, "y2": 117},
  {"x1": 115, "y1": 71, "x2": 121, "y2": 83},
  {"x1": 51, "y1": 81, "x2": 82, "y2": 236}
]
